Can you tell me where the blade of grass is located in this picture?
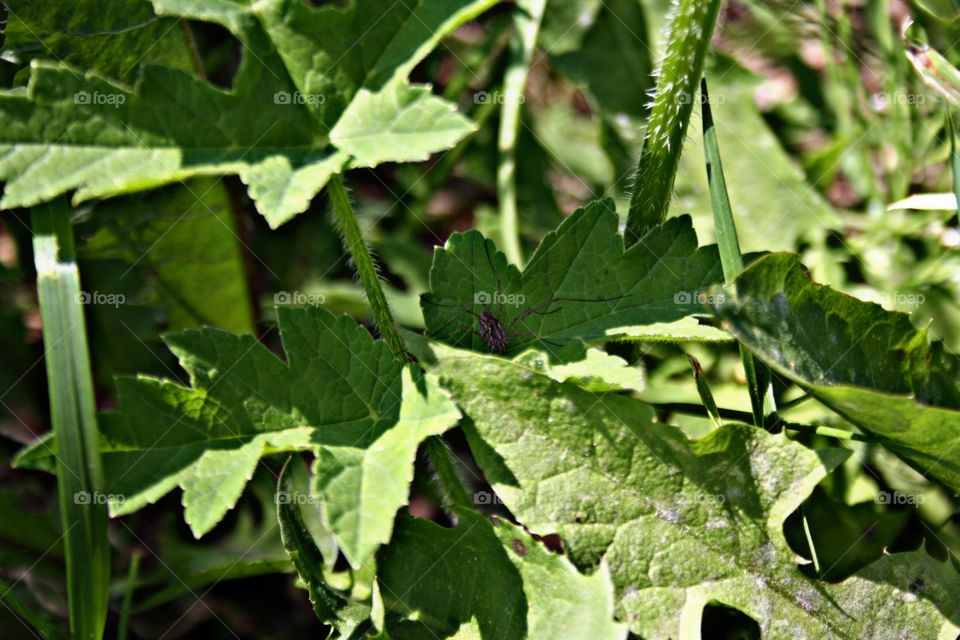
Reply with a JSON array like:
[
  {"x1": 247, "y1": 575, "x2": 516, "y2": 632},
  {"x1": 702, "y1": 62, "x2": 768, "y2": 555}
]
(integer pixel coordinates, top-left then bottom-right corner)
[
  {"x1": 625, "y1": 0, "x2": 723, "y2": 245},
  {"x1": 328, "y1": 173, "x2": 407, "y2": 359},
  {"x1": 31, "y1": 198, "x2": 109, "y2": 640},
  {"x1": 700, "y1": 78, "x2": 769, "y2": 427},
  {"x1": 117, "y1": 553, "x2": 140, "y2": 640},
  {"x1": 498, "y1": 0, "x2": 547, "y2": 268},
  {"x1": 949, "y1": 111, "x2": 960, "y2": 227},
  {"x1": 0, "y1": 578, "x2": 67, "y2": 639},
  {"x1": 904, "y1": 24, "x2": 960, "y2": 108}
]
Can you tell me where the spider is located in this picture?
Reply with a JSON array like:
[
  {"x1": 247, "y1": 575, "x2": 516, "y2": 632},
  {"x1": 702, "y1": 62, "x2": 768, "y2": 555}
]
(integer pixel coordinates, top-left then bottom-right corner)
[{"x1": 424, "y1": 240, "x2": 624, "y2": 354}]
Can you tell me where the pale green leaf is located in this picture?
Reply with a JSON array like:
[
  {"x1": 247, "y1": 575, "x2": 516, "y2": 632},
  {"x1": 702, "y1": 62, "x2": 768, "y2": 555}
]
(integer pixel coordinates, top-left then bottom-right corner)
[
  {"x1": 430, "y1": 344, "x2": 960, "y2": 637},
  {"x1": 312, "y1": 367, "x2": 461, "y2": 567},
  {"x1": 0, "y1": 0, "x2": 496, "y2": 226}
]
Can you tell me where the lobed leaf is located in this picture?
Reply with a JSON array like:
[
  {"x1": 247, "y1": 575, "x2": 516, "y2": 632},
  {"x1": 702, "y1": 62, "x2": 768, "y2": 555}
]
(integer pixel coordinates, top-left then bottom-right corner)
[
  {"x1": 0, "y1": 0, "x2": 495, "y2": 226},
  {"x1": 422, "y1": 198, "x2": 722, "y2": 355},
  {"x1": 712, "y1": 253, "x2": 960, "y2": 493},
  {"x1": 19, "y1": 307, "x2": 461, "y2": 570},
  {"x1": 430, "y1": 343, "x2": 960, "y2": 637}
]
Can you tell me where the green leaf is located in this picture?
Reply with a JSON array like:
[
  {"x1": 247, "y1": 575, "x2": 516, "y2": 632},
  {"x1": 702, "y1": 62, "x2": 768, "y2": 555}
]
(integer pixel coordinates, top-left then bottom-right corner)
[
  {"x1": 1, "y1": 0, "x2": 193, "y2": 81},
  {"x1": 79, "y1": 178, "x2": 254, "y2": 335},
  {"x1": 378, "y1": 507, "x2": 626, "y2": 639},
  {"x1": 422, "y1": 198, "x2": 722, "y2": 355},
  {"x1": 430, "y1": 344, "x2": 960, "y2": 637},
  {"x1": 605, "y1": 317, "x2": 732, "y2": 343},
  {"x1": 514, "y1": 346, "x2": 645, "y2": 393},
  {"x1": 20, "y1": 308, "x2": 461, "y2": 567},
  {"x1": 712, "y1": 253, "x2": 960, "y2": 493},
  {"x1": 0, "y1": 0, "x2": 494, "y2": 227},
  {"x1": 312, "y1": 365, "x2": 461, "y2": 567}
]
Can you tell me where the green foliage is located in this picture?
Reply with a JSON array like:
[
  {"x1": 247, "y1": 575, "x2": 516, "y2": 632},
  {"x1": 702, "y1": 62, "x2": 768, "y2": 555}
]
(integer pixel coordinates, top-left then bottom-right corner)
[
  {"x1": 379, "y1": 508, "x2": 626, "y2": 639},
  {"x1": 430, "y1": 343, "x2": 960, "y2": 638},
  {"x1": 422, "y1": 199, "x2": 722, "y2": 354},
  {"x1": 0, "y1": 0, "x2": 493, "y2": 227},
  {"x1": 18, "y1": 307, "x2": 460, "y2": 569},
  {"x1": 714, "y1": 253, "x2": 960, "y2": 492},
  {"x1": 3, "y1": 1, "x2": 960, "y2": 638}
]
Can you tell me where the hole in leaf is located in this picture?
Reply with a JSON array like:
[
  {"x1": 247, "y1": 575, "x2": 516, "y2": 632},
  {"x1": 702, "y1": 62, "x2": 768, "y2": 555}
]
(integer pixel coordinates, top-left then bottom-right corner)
[
  {"x1": 701, "y1": 602, "x2": 761, "y2": 640},
  {"x1": 184, "y1": 20, "x2": 242, "y2": 90}
]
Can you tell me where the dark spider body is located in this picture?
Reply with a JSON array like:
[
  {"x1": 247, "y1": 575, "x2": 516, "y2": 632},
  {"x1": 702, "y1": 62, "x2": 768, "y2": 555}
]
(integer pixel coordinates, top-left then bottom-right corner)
[
  {"x1": 425, "y1": 239, "x2": 625, "y2": 354},
  {"x1": 478, "y1": 309, "x2": 509, "y2": 353}
]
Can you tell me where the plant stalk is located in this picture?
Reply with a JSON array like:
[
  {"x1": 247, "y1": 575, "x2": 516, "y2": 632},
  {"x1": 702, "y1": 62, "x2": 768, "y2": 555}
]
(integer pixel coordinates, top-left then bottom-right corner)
[
  {"x1": 328, "y1": 174, "x2": 407, "y2": 358},
  {"x1": 498, "y1": 0, "x2": 547, "y2": 267},
  {"x1": 625, "y1": 0, "x2": 723, "y2": 245}
]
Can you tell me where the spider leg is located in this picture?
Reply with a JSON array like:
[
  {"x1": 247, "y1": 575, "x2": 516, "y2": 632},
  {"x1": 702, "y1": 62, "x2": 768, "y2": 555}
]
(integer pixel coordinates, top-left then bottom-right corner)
[
  {"x1": 481, "y1": 240, "x2": 506, "y2": 319},
  {"x1": 506, "y1": 330, "x2": 564, "y2": 351},
  {"x1": 508, "y1": 299, "x2": 563, "y2": 333},
  {"x1": 508, "y1": 292, "x2": 628, "y2": 333}
]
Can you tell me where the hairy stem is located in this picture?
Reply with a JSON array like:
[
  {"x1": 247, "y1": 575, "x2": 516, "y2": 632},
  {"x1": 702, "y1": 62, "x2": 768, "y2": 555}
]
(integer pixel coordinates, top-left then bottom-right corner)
[
  {"x1": 328, "y1": 174, "x2": 407, "y2": 358},
  {"x1": 625, "y1": 0, "x2": 722, "y2": 245}
]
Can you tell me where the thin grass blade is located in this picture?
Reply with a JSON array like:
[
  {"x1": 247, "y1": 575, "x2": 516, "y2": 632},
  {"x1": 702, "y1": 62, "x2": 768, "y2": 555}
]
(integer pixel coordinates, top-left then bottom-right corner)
[
  {"x1": 31, "y1": 198, "x2": 109, "y2": 639},
  {"x1": 701, "y1": 78, "x2": 769, "y2": 426}
]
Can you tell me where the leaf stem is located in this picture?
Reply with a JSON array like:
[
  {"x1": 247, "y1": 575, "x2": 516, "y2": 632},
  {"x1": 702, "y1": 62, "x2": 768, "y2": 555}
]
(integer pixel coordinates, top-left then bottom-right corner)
[
  {"x1": 328, "y1": 174, "x2": 407, "y2": 358},
  {"x1": 653, "y1": 402, "x2": 870, "y2": 442},
  {"x1": 31, "y1": 198, "x2": 110, "y2": 640},
  {"x1": 498, "y1": 0, "x2": 546, "y2": 267}
]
